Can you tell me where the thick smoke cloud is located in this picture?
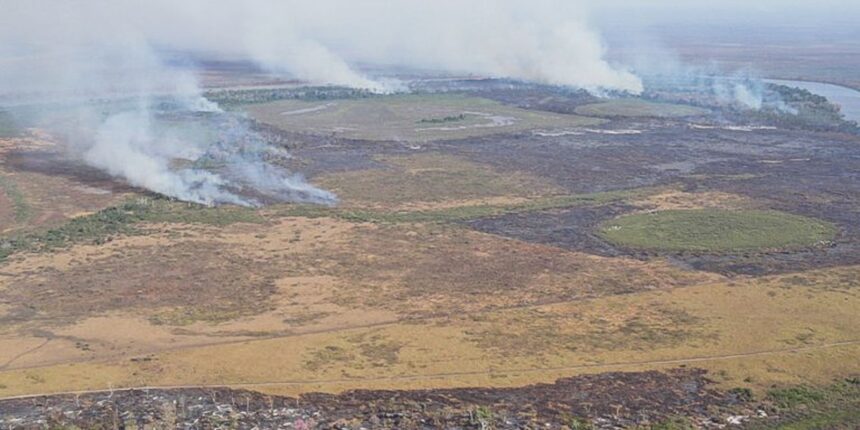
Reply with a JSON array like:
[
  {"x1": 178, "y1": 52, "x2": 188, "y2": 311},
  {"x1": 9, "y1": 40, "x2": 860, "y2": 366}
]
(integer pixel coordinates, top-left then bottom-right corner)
[
  {"x1": 0, "y1": 0, "x2": 641, "y2": 95},
  {"x1": 0, "y1": 1, "x2": 641, "y2": 205}
]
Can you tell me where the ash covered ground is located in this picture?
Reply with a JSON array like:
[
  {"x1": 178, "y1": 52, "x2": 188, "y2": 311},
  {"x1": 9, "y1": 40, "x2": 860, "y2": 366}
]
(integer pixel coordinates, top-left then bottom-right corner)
[{"x1": 0, "y1": 370, "x2": 751, "y2": 429}]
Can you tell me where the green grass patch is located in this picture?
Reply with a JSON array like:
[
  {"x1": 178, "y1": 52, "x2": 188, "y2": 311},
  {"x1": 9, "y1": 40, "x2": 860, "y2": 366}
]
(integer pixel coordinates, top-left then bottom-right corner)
[
  {"x1": 418, "y1": 113, "x2": 467, "y2": 124},
  {"x1": 769, "y1": 385, "x2": 828, "y2": 409},
  {"x1": 0, "y1": 197, "x2": 264, "y2": 262},
  {"x1": 598, "y1": 209, "x2": 837, "y2": 253},
  {"x1": 744, "y1": 379, "x2": 860, "y2": 429},
  {"x1": 0, "y1": 174, "x2": 31, "y2": 223},
  {"x1": 246, "y1": 93, "x2": 602, "y2": 142},
  {"x1": 575, "y1": 98, "x2": 708, "y2": 118},
  {"x1": 277, "y1": 188, "x2": 650, "y2": 224}
]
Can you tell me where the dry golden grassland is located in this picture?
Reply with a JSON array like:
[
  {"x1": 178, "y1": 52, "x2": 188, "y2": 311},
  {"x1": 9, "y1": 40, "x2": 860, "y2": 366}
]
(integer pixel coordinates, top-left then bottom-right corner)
[{"x1": 0, "y1": 141, "x2": 858, "y2": 403}]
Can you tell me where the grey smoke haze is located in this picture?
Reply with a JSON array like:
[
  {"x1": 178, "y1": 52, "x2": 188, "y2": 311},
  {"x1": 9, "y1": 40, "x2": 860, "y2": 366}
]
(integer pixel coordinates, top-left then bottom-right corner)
[
  {"x1": 4, "y1": 0, "x2": 857, "y2": 99},
  {"x1": 2, "y1": 1, "x2": 848, "y2": 204},
  {"x1": 0, "y1": 0, "x2": 643, "y2": 95},
  {"x1": 593, "y1": 0, "x2": 860, "y2": 29},
  {"x1": 0, "y1": 0, "x2": 647, "y2": 205}
]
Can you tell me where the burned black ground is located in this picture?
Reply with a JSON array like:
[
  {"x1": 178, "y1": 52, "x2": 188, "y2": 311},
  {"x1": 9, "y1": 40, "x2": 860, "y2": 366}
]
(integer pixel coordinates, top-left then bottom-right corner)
[
  {"x1": 281, "y1": 113, "x2": 860, "y2": 276},
  {"x1": 0, "y1": 369, "x2": 744, "y2": 429}
]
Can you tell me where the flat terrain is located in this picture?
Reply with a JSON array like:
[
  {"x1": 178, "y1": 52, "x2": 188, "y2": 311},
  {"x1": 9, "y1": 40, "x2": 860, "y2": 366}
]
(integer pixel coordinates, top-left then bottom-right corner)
[
  {"x1": 1, "y1": 80, "x2": 859, "y2": 428},
  {"x1": 244, "y1": 94, "x2": 604, "y2": 142},
  {"x1": 575, "y1": 99, "x2": 709, "y2": 118},
  {"x1": 598, "y1": 209, "x2": 836, "y2": 253}
]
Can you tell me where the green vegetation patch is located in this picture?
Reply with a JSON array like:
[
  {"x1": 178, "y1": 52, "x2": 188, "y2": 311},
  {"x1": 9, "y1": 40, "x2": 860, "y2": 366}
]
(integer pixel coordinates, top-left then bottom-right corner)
[
  {"x1": 204, "y1": 86, "x2": 377, "y2": 108},
  {"x1": 598, "y1": 209, "x2": 837, "y2": 253},
  {"x1": 744, "y1": 379, "x2": 860, "y2": 429},
  {"x1": 0, "y1": 174, "x2": 31, "y2": 223},
  {"x1": 418, "y1": 113, "x2": 467, "y2": 124},
  {"x1": 276, "y1": 188, "x2": 651, "y2": 225},
  {"x1": 245, "y1": 93, "x2": 602, "y2": 142},
  {"x1": 575, "y1": 98, "x2": 708, "y2": 118},
  {"x1": 0, "y1": 197, "x2": 264, "y2": 262}
]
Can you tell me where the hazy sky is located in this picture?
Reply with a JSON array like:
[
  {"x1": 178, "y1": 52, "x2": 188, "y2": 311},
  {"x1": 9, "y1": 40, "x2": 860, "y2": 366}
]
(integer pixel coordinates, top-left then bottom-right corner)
[
  {"x1": 592, "y1": 0, "x2": 860, "y2": 29},
  {"x1": 1, "y1": 0, "x2": 855, "y2": 205},
  {"x1": 2, "y1": 0, "x2": 858, "y2": 96}
]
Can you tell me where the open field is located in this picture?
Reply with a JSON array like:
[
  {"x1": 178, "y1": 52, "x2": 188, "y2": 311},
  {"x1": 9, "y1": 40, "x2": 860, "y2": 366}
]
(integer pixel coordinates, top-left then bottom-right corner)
[
  {"x1": 598, "y1": 209, "x2": 837, "y2": 253},
  {"x1": 244, "y1": 94, "x2": 604, "y2": 142},
  {"x1": 314, "y1": 153, "x2": 564, "y2": 208},
  {"x1": 1, "y1": 77, "x2": 860, "y2": 427},
  {"x1": 575, "y1": 99, "x2": 709, "y2": 118}
]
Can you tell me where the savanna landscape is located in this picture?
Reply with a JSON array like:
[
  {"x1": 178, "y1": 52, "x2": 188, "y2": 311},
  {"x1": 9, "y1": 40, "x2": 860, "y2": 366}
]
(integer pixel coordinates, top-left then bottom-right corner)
[{"x1": 1, "y1": 1, "x2": 859, "y2": 429}]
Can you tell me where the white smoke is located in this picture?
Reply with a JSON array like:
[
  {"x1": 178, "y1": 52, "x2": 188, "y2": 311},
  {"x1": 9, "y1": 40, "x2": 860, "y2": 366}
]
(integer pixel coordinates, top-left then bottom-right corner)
[
  {"x1": 0, "y1": 1, "x2": 641, "y2": 206},
  {"x1": 0, "y1": 2, "x2": 341, "y2": 206},
  {"x1": 1, "y1": 0, "x2": 639, "y2": 95}
]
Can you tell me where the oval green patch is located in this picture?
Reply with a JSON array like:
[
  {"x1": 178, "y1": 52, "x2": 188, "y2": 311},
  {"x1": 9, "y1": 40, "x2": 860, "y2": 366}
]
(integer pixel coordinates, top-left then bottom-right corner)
[{"x1": 598, "y1": 209, "x2": 837, "y2": 253}]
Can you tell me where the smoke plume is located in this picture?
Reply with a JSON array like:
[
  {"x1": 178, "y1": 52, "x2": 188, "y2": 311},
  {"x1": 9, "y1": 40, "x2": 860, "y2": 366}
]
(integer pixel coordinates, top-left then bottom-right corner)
[
  {"x1": 1, "y1": 1, "x2": 641, "y2": 94},
  {"x1": 0, "y1": 1, "x2": 644, "y2": 205}
]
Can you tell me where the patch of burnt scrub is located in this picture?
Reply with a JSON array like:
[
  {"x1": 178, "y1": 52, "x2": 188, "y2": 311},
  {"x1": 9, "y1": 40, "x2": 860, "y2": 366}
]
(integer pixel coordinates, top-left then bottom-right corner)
[
  {"x1": 0, "y1": 369, "x2": 749, "y2": 429},
  {"x1": 463, "y1": 204, "x2": 635, "y2": 258},
  {"x1": 463, "y1": 201, "x2": 851, "y2": 277},
  {"x1": 3, "y1": 149, "x2": 138, "y2": 194},
  {"x1": 688, "y1": 157, "x2": 860, "y2": 275}
]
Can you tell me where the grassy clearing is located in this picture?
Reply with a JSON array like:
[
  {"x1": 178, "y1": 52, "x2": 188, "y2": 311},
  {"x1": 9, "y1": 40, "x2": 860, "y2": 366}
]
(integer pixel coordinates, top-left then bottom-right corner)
[
  {"x1": 744, "y1": 379, "x2": 860, "y2": 429},
  {"x1": 316, "y1": 153, "x2": 561, "y2": 205},
  {"x1": 0, "y1": 174, "x2": 31, "y2": 223},
  {"x1": 0, "y1": 197, "x2": 263, "y2": 262},
  {"x1": 598, "y1": 209, "x2": 837, "y2": 253},
  {"x1": 245, "y1": 93, "x2": 602, "y2": 141},
  {"x1": 574, "y1": 98, "x2": 709, "y2": 118},
  {"x1": 276, "y1": 188, "x2": 651, "y2": 224}
]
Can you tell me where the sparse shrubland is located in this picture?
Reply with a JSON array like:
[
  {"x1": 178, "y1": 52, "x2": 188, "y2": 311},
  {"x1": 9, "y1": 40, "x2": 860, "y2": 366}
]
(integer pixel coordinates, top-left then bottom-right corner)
[
  {"x1": 204, "y1": 86, "x2": 377, "y2": 108},
  {"x1": 0, "y1": 197, "x2": 263, "y2": 261},
  {"x1": 0, "y1": 174, "x2": 31, "y2": 223},
  {"x1": 744, "y1": 379, "x2": 860, "y2": 429},
  {"x1": 417, "y1": 113, "x2": 467, "y2": 124},
  {"x1": 749, "y1": 84, "x2": 860, "y2": 133},
  {"x1": 276, "y1": 188, "x2": 649, "y2": 224}
]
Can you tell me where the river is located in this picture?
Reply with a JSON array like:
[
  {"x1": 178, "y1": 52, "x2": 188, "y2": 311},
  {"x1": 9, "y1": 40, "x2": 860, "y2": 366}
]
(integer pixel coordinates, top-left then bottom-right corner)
[{"x1": 766, "y1": 79, "x2": 860, "y2": 123}]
